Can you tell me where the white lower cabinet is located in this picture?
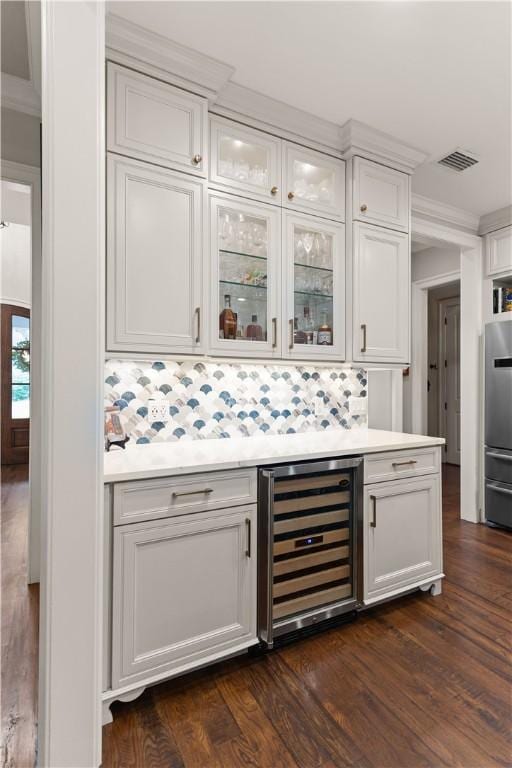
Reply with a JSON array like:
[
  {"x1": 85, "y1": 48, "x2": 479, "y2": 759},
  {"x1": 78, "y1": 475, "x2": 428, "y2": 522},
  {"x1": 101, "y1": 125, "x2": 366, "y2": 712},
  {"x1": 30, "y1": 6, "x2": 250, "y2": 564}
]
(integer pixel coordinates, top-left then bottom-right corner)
[
  {"x1": 112, "y1": 504, "x2": 257, "y2": 689},
  {"x1": 363, "y1": 473, "x2": 442, "y2": 604}
]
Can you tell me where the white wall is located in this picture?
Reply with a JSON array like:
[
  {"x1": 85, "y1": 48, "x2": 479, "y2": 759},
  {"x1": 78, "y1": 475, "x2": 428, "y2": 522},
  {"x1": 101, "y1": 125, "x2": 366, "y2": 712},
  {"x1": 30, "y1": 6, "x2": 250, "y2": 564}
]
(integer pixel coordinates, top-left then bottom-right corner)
[
  {"x1": 412, "y1": 245, "x2": 460, "y2": 282},
  {"x1": 1, "y1": 179, "x2": 32, "y2": 307},
  {"x1": 1, "y1": 107, "x2": 41, "y2": 167}
]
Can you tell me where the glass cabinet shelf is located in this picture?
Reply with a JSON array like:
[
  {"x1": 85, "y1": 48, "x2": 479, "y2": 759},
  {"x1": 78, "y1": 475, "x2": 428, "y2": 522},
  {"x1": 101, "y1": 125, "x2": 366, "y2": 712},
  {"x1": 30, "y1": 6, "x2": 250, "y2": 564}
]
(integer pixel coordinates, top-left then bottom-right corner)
[
  {"x1": 294, "y1": 290, "x2": 333, "y2": 299},
  {"x1": 219, "y1": 249, "x2": 267, "y2": 262}
]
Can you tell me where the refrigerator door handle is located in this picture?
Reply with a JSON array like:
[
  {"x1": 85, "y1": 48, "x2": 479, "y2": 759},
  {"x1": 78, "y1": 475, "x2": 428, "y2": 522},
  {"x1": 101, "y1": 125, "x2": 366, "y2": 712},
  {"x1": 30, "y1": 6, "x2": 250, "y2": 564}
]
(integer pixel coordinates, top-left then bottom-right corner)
[
  {"x1": 487, "y1": 484, "x2": 512, "y2": 497},
  {"x1": 486, "y1": 452, "x2": 512, "y2": 462}
]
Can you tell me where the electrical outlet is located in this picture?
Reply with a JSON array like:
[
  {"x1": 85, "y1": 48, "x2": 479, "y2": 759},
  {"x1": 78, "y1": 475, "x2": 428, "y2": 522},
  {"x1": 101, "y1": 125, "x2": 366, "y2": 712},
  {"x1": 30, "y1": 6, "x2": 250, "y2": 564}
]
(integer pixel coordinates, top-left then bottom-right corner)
[
  {"x1": 147, "y1": 400, "x2": 169, "y2": 423},
  {"x1": 314, "y1": 397, "x2": 328, "y2": 416},
  {"x1": 350, "y1": 397, "x2": 367, "y2": 415}
]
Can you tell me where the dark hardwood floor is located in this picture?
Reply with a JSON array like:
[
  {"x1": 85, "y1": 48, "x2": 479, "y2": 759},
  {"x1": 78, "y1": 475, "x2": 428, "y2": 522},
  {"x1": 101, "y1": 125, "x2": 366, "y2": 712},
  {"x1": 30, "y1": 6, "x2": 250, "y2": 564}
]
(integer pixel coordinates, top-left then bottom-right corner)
[
  {"x1": 2, "y1": 464, "x2": 511, "y2": 767},
  {"x1": 1, "y1": 465, "x2": 39, "y2": 768}
]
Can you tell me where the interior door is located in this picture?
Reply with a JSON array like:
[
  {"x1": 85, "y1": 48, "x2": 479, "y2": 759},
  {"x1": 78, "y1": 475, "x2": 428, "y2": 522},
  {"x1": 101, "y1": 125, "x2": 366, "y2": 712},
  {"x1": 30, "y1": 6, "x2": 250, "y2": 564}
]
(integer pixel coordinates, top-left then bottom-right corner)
[
  {"x1": 440, "y1": 299, "x2": 461, "y2": 465},
  {"x1": 1, "y1": 304, "x2": 30, "y2": 464}
]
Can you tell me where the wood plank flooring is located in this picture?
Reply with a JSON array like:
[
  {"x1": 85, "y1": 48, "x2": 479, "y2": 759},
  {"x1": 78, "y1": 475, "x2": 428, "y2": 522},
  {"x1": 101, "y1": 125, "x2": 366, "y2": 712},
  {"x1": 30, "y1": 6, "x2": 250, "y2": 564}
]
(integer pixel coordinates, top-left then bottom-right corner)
[{"x1": 2, "y1": 464, "x2": 511, "y2": 767}]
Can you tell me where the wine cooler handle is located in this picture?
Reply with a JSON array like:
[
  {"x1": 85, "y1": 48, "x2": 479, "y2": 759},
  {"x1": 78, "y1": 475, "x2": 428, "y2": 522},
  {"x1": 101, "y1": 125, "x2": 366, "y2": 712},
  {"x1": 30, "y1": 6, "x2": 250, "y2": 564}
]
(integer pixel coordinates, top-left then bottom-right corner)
[
  {"x1": 289, "y1": 319, "x2": 294, "y2": 350},
  {"x1": 195, "y1": 306, "x2": 201, "y2": 344},
  {"x1": 361, "y1": 323, "x2": 367, "y2": 353},
  {"x1": 370, "y1": 495, "x2": 377, "y2": 527},
  {"x1": 245, "y1": 518, "x2": 251, "y2": 557},
  {"x1": 272, "y1": 317, "x2": 277, "y2": 348}
]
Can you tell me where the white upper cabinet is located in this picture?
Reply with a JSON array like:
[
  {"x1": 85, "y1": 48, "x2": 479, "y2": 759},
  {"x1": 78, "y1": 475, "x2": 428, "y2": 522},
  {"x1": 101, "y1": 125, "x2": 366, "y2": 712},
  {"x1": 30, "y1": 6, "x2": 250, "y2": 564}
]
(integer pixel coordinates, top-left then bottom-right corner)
[
  {"x1": 364, "y1": 475, "x2": 442, "y2": 602},
  {"x1": 353, "y1": 157, "x2": 409, "y2": 233},
  {"x1": 209, "y1": 192, "x2": 281, "y2": 358},
  {"x1": 283, "y1": 211, "x2": 345, "y2": 361},
  {"x1": 283, "y1": 143, "x2": 345, "y2": 222},
  {"x1": 107, "y1": 63, "x2": 207, "y2": 177},
  {"x1": 486, "y1": 225, "x2": 512, "y2": 276},
  {"x1": 209, "y1": 116, "x2": 282, "y2": 205},
  {"x1": 107, "y1": 155, "x2": 205, "y2": 354},
  {"x1": 352, "y1": 222, "x2": 410, "y2": 363}
]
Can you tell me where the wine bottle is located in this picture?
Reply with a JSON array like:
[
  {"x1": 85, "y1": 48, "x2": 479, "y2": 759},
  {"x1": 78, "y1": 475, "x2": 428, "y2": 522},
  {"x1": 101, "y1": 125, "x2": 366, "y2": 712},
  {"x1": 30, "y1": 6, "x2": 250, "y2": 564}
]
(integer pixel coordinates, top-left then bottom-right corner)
[
  {"x1": 219, "y1": 295, "x2": 237, "y2": 340},
  {"x1": 246, "y1": 314, "x2": 263, "y2": 341},
  {"x1": 318, "y1": 312, "x2": 333, "y2": 345}
]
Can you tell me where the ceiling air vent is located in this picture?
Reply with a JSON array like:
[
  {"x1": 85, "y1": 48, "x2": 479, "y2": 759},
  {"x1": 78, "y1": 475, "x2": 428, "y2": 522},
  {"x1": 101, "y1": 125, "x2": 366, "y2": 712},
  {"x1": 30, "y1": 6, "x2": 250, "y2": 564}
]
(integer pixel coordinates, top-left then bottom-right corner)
[{"x1": 437, "y1": 148, "x2": 479, "y2": 172}]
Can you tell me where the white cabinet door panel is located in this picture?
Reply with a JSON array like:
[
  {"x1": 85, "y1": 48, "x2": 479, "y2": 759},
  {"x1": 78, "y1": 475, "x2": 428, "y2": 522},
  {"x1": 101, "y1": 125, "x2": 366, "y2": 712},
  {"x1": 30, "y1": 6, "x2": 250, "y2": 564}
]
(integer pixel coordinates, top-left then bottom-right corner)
[
  {"x1": 107, "y1": 155, "x2": 204, "y2": 354},
  {"x1": 107, "y1": 63, "x2": 207, "y2": 177},
  {"x1": 364, "y1": 475, "x2": 442, "y2": 602},
  {"x1": 112, "y1": 505, "x2": 256, "y2": 688},
  {"x1": 209, "y1": 115, "x2": 282, "y2": 204},
  {"x1": 486, "y1": 226, "x2": 512, "y2": 276},
  {"x1": 353, "y1": 158, "x2": 409, "y2": 232},
  {"x1": 353, "y1": 223, "x2": 410, "y2": 363},
  {"x1": 283, "y1": 143, "x2": 345, "y2": 222}
]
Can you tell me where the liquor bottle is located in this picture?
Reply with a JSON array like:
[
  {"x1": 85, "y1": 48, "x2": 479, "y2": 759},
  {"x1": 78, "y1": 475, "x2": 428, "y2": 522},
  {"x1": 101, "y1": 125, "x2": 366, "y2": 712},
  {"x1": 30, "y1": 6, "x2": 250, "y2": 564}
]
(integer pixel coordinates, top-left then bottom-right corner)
[
  {"x1": 219, "y1": 295, "x2": 237, "y2": 339},
  {"x1": 246, "y1": 314, "x2": 263, "y2": 341},
  {"x1": 294, "y1": 316, "x2": 306, "y2": 345},
  {"x1": 318, "y1": 312, "x2": 333, "y2": 345},
  {"x1": 304, "y1": 306, "x2": 314, "y2": 344}
]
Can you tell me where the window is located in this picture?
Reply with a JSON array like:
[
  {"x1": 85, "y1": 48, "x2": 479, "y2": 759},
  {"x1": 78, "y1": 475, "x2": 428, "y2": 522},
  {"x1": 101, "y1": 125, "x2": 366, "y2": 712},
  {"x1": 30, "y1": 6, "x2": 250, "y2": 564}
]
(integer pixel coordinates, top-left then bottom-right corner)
[{"x1": 11, "y1": 314, "x2": 30, "y2": 419}]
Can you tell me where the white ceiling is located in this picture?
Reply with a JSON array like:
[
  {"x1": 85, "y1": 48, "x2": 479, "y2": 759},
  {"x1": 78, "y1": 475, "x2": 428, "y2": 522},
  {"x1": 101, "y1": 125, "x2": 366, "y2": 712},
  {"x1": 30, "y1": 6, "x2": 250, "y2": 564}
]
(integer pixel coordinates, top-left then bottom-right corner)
[{"x1": 109, "y1": 0, "x2": 512, "y2": 217}]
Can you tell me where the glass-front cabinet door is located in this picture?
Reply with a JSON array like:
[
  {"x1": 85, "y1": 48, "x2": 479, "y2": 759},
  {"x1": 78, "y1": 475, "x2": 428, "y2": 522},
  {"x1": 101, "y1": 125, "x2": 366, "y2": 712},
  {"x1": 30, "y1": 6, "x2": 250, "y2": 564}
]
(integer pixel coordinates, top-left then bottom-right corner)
[
  {"x1": 210, "y1": 116, "x2": 282, "y2": 205},
  {"x1": 209, "y1": 192, "x2": 281, "y2": 357},
  {"x1": 283, "y1": 142, "x2": 345, "y2": 222},
  {"x1": 283, "y1": 211, "x2": 345, "y2": 361}
]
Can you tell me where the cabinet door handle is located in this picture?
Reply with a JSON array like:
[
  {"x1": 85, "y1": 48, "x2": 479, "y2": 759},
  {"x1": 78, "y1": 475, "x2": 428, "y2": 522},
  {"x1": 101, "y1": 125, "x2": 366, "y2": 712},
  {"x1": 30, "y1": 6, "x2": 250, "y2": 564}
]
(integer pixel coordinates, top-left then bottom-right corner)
[
  {"x1": 360, "y1": 323, "x2": 367, "y2": 353},
  {"x1": 360, "y1": 203, "x2": 368, "y2": 212},
  {"x1": 272, "y1": 317, "x2": 277, "y2": 348},
  {"x1": 172, "y1": 488, "x2": 213, "y2": 499},
  {"x1": 195, "y1": 306, "x2": 201, "y2": 344},
  {"x1": 392, "y1": 460, "x2": 418, "y2": 468},
  {"x1": 289, "y1": 318, "x2": 294, "y2": 350},
  {"x1": 370, "y1": 495, "x2": 377, "y2": 528},
  {"x1": 245, "y1": 517, "x2": 252, "y2": 557},
  {"x1": 271, "y1": 186, "x2": 279, "y2": 196},
  {"x1": 192, "y1": 154, "x2": 202, "y2": 165},
  {"x1": 288, "y1": 191, "x2": 294, "y2": 200}
]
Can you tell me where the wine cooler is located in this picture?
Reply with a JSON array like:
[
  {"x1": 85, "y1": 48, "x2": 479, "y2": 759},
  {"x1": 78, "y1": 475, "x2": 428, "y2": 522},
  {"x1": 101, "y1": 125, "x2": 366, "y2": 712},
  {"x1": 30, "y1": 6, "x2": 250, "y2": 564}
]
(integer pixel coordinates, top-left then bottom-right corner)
[{"x1": 258, "y1": 457, "x2": 363, "y2": 648}]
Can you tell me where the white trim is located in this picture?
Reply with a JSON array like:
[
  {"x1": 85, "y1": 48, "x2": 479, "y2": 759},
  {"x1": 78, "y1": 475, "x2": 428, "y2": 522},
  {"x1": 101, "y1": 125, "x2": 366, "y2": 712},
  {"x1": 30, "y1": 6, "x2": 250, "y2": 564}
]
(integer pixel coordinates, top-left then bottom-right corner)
[
  {"x1": 0, "y1": 298, "x2": 31, "y2": 309},
  {"x1": 0, "y1": 159, "x2": 41, "y2": 584},
  {"x1": 106, "y1": 13, "x2": 234, "y2": 98},
  {"x1": 212, "y1": 82, "x2": 342, "y2": 154},
  {"x1": 340, "y1": 119, "x2": 429, "y2": 174},
  {"x1": 0, "y1": 72, "x2": 41, "y2": 117},
  {"x1": 412, "y1": 193, "x2": 479, "y2": 234},
  {"x1": 478, "y1": 205, "x2": 512, "y2": 236},
  {"x1": 39, "y1": 2, "x2": 104, "y2": 765},
  {"x1": 26, "y1": 0, "x2": 42, "y2": 97},
  {"x1": 412, "y1": 214, "x2": 481, "y2": 251}
]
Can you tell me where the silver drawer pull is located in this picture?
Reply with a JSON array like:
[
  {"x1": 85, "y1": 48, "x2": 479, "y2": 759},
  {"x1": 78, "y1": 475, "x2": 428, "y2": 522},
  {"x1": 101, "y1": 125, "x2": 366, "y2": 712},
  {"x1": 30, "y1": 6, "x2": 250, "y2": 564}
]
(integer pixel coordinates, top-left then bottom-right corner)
[
  {"x1": 487, "y1": 452, "x2": 512, "y2": 462},
  {"x1": 245, "y1": 518, "x2": 251, "y2": 557},
  {"x1": 172, "y1": 488, "x2": 213, "y2": 499},
  {"x1": 487, "y1": 484, "x2": 512, "y2": 497},
  {"x1": 392, "y1": 460, "x2": 418, "y2": 468}
]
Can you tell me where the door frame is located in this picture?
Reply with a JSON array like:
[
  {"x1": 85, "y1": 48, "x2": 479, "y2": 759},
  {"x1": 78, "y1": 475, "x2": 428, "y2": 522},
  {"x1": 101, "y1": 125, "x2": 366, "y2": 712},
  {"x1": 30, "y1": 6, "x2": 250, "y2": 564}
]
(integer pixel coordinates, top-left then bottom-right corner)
[
  {"x1": 1, "y1": 304, "x2": 31, "y2": 464},
  {"x1": 1, "y1": 160, "x2": 42, "y2": 582},
  {"x1": 438, "y1": 296, "x2": 461, "y2": 465},
  {"x1": 410, "y1": 214, "x2": 482, "y2": 523}
]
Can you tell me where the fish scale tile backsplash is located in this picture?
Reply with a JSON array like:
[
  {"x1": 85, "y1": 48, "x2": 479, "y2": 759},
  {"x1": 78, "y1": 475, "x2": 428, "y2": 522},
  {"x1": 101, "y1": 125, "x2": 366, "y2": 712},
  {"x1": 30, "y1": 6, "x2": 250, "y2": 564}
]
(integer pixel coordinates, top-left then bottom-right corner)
[{"x1": 104, "y1": 360, "x2": 368, "y2": 445}]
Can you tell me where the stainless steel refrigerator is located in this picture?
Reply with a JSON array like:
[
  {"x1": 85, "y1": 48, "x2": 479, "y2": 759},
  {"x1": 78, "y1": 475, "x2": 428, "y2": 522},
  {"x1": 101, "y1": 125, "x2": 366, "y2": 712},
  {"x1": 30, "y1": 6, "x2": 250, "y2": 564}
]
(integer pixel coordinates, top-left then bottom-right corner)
[{"x1": 485, "y1": 321, "x2": 512, "y2": 529}]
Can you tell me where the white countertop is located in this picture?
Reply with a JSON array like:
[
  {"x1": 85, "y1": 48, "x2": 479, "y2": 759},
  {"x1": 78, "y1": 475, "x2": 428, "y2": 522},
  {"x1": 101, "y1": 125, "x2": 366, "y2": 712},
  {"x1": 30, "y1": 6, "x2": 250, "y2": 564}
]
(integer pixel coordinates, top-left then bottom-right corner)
[{"x1": 104, "y1": 429, "x2": 444, "y2": 483}]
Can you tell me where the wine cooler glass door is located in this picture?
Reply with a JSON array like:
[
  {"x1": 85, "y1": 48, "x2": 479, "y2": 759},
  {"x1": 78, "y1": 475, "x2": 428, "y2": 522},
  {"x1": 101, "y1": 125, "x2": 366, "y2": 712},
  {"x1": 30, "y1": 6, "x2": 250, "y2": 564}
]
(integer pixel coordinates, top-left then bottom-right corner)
[
  {"x1": 284, "y1": 211, "x2": 345, "y2": 361},
  {"x1": 210, "y1": 193, "x2": 281, "y2": 357}
]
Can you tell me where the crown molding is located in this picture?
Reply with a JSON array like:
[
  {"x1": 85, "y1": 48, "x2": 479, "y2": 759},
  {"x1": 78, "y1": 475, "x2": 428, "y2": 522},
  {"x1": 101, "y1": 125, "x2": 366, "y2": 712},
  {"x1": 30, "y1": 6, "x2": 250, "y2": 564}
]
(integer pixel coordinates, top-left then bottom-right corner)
[
  {"x1": 106, "y1": 13, "x2": 234, "y2": 99},
  {"x1": 212, "y1": 82, "x2": 342, "y2": 155},
  {"x1": 340, "y1": 119, "x2": 428, "y2": 174},
  {"x1": 412, "y1": 193, "x2": 479, "y2": 234},
  {"x1": 478, "y1": 205, "x2": 512, "y2": 236},
  {"x1": 1, "y1": 72, "x2": 41, "y2": 118}
]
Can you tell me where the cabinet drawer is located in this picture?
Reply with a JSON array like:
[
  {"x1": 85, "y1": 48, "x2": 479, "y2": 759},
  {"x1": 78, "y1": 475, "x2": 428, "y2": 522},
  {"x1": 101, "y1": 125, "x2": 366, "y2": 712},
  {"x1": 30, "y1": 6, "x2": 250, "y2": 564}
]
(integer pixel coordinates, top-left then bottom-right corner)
[
  {"x1": 364, "y1": 447, "x2": 440, "y2": 484},
  {"x1": 107, "y1": 63, "x2": 207, "y2": 177},
  {"x1": 353, "y1": 157, "x2": 409, "y2": 232},
  {"x1": 113, "y1": 468, "x2": 257, "y2": 525}
]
